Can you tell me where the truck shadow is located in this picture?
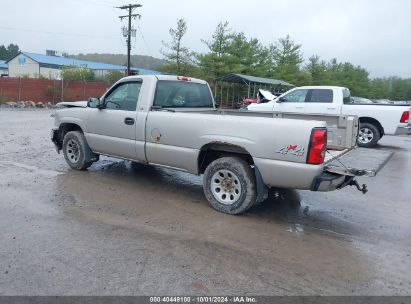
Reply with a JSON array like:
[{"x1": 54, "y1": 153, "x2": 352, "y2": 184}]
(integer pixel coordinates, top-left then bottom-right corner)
[
  {"x1": 251, "y1": 189, "x2": 302, "y2": 216},
  {"x1": 58, "y1": 159, "x2": 358, "y2": 241},
  {"x1": 249, "y1": 189, "x2": 361, "y2": 240}
]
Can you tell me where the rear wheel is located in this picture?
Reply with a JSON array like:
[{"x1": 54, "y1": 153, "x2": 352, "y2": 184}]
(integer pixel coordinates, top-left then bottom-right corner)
[
  {"x1": 63, "y1": 131, "x2": 94, "y2": 170},
  {"x1": 357, "y1": 122, "x2": 380, "y2": 148},
  {"x1": 203, "y1": 157, "x2": 256, "y2": 214}
]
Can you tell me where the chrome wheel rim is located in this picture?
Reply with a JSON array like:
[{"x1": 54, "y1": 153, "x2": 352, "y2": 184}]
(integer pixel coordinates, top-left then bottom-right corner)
[
  {"x1": 358, "y1": 127, "x2": 374, "y2": 144},
  {"x1": 211, "y1": 169, "x2": 242, "y2": 205},
  {"x1": 66, "y1": 139, "x2": 80, "y2": 163}
]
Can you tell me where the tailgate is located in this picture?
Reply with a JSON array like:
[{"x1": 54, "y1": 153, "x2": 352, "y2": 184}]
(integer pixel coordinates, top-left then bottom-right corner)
[{"x1": 325, "y1": 148, "x2": 393, "y2": 177}]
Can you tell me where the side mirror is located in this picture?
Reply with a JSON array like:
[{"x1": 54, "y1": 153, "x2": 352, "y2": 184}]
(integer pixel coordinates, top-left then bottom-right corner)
[
  {"x1": 278, "y1": 97, "x2": 286, "y2": 103},
  {"x1": 87, "y1": 97, "x2": 101, "y2": 109}
]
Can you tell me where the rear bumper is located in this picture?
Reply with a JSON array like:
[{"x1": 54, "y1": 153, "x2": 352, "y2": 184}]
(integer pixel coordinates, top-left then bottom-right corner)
[
  {"x1": 394, "y1": 125, "x2": 411, "y2": 136},
  {"x1": 254, "y1": 157, "x2": 351, "y2": 192},
  {"x1": 310, "y1": 172, "x2": 349, "y2": 192}
]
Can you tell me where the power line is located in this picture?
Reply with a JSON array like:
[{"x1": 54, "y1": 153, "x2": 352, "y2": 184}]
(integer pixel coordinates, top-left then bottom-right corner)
[
  {"x1": 62, "y1": 0, "x2": 139, "y2": 9},
  {"x1": 94, "y1": 0, "x2": 127, "y2": 5},
  {"x1": 0, "y1": 26, "x2": 120, "y2": 40},
  {"x1": 137, "y1": 25, "x2": 153, "y2": 56},
  {"x1": 117, "y1": 4, "x2": 142, "y2": 75},
  {"x1": 63, "y1": 0, "x2": 117, "y2": 7}
]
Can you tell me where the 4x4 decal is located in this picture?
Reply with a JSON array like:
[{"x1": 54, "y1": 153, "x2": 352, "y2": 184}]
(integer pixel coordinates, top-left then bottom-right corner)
[{"x1": 276, "y1": 145, "x2": 305, "y2": 156}]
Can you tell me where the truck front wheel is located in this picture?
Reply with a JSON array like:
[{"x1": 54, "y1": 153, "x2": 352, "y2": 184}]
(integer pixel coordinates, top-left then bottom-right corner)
[
  {"x1": 203, "y1": 157, "x2": 256, "y2": 214},
  {"x1": 63, "y1": 131, "x2": 94, "y2": 170},
  {"x1": 357, "y1": 122, "x2": 380, "y2": 148}
]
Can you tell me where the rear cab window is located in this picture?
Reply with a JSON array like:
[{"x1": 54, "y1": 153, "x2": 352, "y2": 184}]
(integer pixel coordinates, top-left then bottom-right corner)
[
  {"x1": 153, "y1": 80, "x2": 214, "y2": 108},
  {"x1": 342, "y1": 88, "x2": 352, "y2": 104}
]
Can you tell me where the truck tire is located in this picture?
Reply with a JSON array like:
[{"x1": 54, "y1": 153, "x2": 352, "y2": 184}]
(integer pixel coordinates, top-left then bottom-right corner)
[
  {"x1": 203, "y1": 157, "x2": 256, "y2": 214},
  {"x1": 63, "y1": 131, "x2": 94, "y2": 170},
  {"x1": 357, "y1": 122, "x2": 380, "y2": 148}
]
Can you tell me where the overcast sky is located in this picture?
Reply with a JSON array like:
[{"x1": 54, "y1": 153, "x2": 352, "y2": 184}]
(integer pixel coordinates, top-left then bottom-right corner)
[{"x1": 1, "y1": 0, "x2": 410, "y2": 78}]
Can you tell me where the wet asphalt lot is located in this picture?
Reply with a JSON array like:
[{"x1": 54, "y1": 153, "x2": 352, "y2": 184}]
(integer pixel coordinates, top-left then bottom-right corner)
[{"x1": 0, "y1": 109, "x2": 410, "y2": 296}]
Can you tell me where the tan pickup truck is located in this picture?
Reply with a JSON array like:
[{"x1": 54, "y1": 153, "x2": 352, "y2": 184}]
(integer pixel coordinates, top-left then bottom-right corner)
[{"x1": 51, "y1": 75, "x2": 392, "y2": 214}]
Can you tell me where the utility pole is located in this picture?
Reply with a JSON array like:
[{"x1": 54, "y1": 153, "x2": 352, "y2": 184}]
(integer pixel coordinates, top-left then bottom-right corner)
[{"x1": 117, "y1": 4, "x2": 142, "y2": 75}]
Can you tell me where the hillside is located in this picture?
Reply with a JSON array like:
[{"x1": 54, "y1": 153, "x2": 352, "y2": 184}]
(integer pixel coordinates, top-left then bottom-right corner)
[{"x1": 72, "y1": 53, "x2": 167, "y2": 70}]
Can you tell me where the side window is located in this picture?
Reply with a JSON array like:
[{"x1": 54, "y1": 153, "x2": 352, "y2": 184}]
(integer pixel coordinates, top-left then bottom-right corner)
[
  {"x1": 153, "y1": 81, "x2": 214, "y2": 108},
  {"x1": 308, "y1": 89, "x2": 333, "y2": 103},
  {"x1": 343, "y1": 88, "x2": 351, "y2": 104},
  {"x1": 281, "y1": 89, "x2": 309, "y2": 103},
  {"x1": 104, "y1": 82, "x2": 142, "y2": 111}
]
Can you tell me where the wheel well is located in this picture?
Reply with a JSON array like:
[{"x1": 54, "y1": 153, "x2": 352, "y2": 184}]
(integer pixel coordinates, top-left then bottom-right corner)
[
  {"x1": 359, "y1": 117, "x2": 384, "y2": 136},
  {"x1": 198, "y1": 143, "x2": 254, "y2": 174},
  {"x1": 60, "y1": 123, "x2": 83, "y2": 139}
]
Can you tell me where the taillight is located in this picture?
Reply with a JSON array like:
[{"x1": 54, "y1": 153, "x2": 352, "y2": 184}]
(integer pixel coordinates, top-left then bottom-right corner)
[
  {"x1": 307, "y1": 128, "x2": 327, "y2": 165},
  {"x1": 177, "y1": 76, "x2": 191, "y2": 81},
  {"x1": 400, "y1": 111, "x2": 409, "y2": 123}
]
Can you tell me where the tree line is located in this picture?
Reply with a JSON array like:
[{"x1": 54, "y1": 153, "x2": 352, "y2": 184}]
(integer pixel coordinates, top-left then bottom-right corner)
[
  {"x1": 0, "y1": 44, "x2": 20, "y2": 61},
  {"x1": 2, "y1": 22, "x2": 411, "y2": 101},
  {"x1": 73, "y1": 53, "x2": 166, "y2": 70},
  {"x1": 160, "y1": 19, "x2": 411, "y2": 100}
]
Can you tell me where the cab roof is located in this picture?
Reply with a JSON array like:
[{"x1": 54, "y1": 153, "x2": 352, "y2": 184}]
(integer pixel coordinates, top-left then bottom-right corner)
[
  {"x1": 120, "y1": 75, "x2": 208, "y2": 85},
  {"x1": 293, "y1": 86, "x2": 349, "y2": 90}
]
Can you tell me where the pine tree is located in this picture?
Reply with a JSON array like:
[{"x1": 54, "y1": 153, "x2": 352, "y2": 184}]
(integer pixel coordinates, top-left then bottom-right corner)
[
  {"x1": 161, "y1": 18, "x2": 193, "y2": 75},
  {"x1": 198, "y1": 21, "x2": 233, "y2": 79},
  {"x1": 269, "y1": 35, "x2": 304, "y2": 84}
]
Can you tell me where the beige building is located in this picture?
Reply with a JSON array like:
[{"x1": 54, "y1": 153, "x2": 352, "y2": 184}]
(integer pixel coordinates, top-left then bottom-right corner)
[{"x1": 6, "y1": 52, "x2": 129, "y2": 80}]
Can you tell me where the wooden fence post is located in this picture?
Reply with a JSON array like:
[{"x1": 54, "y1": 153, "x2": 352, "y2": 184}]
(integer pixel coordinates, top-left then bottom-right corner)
[{"x1": 18, "y1": 77, "x2": 21, "y2": 101}]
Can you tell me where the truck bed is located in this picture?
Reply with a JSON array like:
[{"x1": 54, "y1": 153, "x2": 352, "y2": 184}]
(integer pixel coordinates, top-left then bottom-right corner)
[{"x1": 179, "y1": 108, "x2": 358, "y2": 151}]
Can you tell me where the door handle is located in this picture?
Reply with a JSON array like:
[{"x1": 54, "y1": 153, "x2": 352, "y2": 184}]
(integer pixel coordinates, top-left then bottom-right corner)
[
  {"x1": 326, "y1": 107, "x2": 336, "y2": 110},
  {"x1": 295, "y1": 106, "x2": 304, "y2": 109},
  {"x1": 124, "y1": 117, "x2": 135, "y2": 125}
]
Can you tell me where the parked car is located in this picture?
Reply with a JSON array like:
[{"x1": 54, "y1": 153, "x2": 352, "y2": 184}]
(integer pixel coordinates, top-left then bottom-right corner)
[
  {"x1": 51, "y1": 76, "x2": 392, "y2": 214},
  {"x1": 248, "y1": 86, "x2": 411, "y2": 148}
]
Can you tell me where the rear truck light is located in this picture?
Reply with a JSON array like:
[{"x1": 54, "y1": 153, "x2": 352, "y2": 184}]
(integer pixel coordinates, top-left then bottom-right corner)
[
  {"x1": 307, "y1": 128, "x2": 327, "y2": 165},
  {"x1": 400, "y1": 111, "x2": 409, "y2": 123},
  {"x1": 177, "y1": 76, "x2": 191, "y2": 81}
]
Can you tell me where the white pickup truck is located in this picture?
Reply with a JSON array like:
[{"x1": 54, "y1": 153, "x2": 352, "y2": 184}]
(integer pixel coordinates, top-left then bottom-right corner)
[
  {"x1": 51, "y1": 76, "x2": 392, "y2": 214},
  {"x1": 248, "y1": 86, "x2": 411, "y2": 147}
]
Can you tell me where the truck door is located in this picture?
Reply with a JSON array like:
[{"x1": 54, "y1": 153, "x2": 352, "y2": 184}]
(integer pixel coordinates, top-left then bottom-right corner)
[
  {"x1": 272, "y1": 88, "x2": 308, "y2": 113},
  {"x1": 145, "y1": 79, "x2": 213, "y2": 173},
  {"x1": 304, "y1": 89, "x2": 340, "y2": 115},
  {"x1": 86, "y1": 80, "x2": 143, "y2": 160}
]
